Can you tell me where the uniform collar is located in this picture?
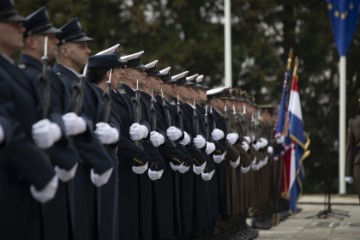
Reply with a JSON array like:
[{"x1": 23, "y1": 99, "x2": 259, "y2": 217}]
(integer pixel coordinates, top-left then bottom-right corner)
[{"x1": 20, "y1": 54, "x2": 42, "y2": 72}]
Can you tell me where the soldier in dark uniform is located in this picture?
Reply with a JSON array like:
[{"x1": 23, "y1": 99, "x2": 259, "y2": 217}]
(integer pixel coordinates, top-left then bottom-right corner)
[
  {"x1": 54, "y1": 18, "x2": 116, "y2": 240},
  {"x1": 144, "y1": 60, "x2": 193, "y2": 240},
  {"x1": 161, "y1": 70, "x2": 196, "y2": 239},
  {"x1": 86, "y1": 52, "x2": 126, "y2": 240},
  {"x1": 20, "y1": 7, "x2": 81, "y2": 240},
  {"x1": 109, "y1": 52, "x2": 152, "y2": 240},
  {"x1": 0, "y1": 1, "x2": 59, "y2": 239},
  {"x1": 119, "y1": 50, "x2": 165, "y2": 239},
  {"x1": 346, "y1": 89, "x2": 360, "y2": 202}
]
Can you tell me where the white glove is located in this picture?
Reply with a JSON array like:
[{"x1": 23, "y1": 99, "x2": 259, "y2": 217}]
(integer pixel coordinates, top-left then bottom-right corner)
[
  {"x1": 211, "y1": 128, "x2": 225, "y2": 141},
  {"x1": 32, "y1": 119, "x2": 61, "y2": 149},
  {"x1": 193, "y1": 135, "x2": 206, "y2": 149},
  {"x1": 267, "y1": 146, "x2": 274, "y2": 155},
  {"x1": 178, "y1": 163, "x2": 190, "y2": 174},
  {"x1": 132, "y1": 162, "x2": 148, "y2": 174},
  {"x1": 251, "y1": 134, "x2": 256, "y2": 142},
  {"x1": 276, "y1": 135, "x2": 285, "y2": 144},
  {"x1": 205, "y1": 142, "x2": 216, "y2": 155},
  {"x1": 62, "y1": 112, "x2": 86, "y2": 136},
  {"x1": 251, "y1": 157, "x2": 260, "y2": 171},
  {"x1": 345, "y1": 176, "x2": 353, "y2": 184},
  {"x1": 150, "y1": 131, "x2": 165, "y2": 147},
  {"x1": 241, "y1": 141, "x2": 249, "y2": 152},
  {"x1": 213, "y1": 151, "x2": 227, "y2": 164},
  {"x1": 244, "y1": 136, "x2": 251, "y2": 144},
  {"x1": 193, "y1": 161, "x2": 206, "y2": 175},
  {"x1": 201, "y1": 170, "x2": 215, "y2": 181},
  {"x1": 259, "y1": 137, "x2": 268, "y2": 148},
  {"x1": 30, "y1": 175, "x2": 58, "y2": 204},
  {"x1": 90, "y1": 168, "x2": 113, "y2": 187},
  {"x1": 226, "y1": 133, "x2": 239, "y2": 145},
  {"x1": 179, "y1": 131, "x2": 191, "y2": 146},
  {"x1": 166, "y1": 126, "x2": 183, "y2": 141},
  {"x1": 55, "y1": 163, "x2": 78, "y2": 182},
  {"x1": 230, "y1": 156, "x2": 240, "y2": 168},
  {"x1": 0, "y1": 124, "x2": 4, "y2": 144},
  {"x1": 252, "y1": 141, "x2": 262, "y2": 151},
  {"x1": 148, "y1": 169, "x2": 164, "y2": 181},
  {"x1": 129, "y1": 123, "x2": 148, "y2": 141},
  {"x1": 263, "y1": 156, "x2": 269, "y2": 166},
  {"x1": 241, "y1": 166, "x2": 251, "y2": 173},
  {"x1": 94, "y1": 122, "x2": 119, "y2": 144},
  {"x1": 169, "y1": 162, "x2": 181, "y2": 172}
]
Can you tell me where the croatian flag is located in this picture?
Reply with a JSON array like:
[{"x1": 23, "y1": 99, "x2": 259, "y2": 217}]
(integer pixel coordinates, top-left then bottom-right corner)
[{"x1": 287, "y1": 73, "x2": 306, "y2": 213}]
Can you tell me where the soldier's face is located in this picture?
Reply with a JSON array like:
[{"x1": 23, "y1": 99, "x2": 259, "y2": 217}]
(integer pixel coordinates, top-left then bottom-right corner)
[
  {"x1": 110, "y1": 68, "x2": 125, "y2": 89},
  {"x1": 33, "y1": 34, "x2": 58, "y2": 59},
  {"x1": 62, "y1": 42, "x2": 91, "y2": 69},
  {"x1": 0, "y1": 21, "x2": 25, "y2": 55},
  {"x1": 126, "y1": 68, "x2": 147, "y2": 88},
  {"x1": 147, "y1": 76, "x2": 163, "y2": 94}
]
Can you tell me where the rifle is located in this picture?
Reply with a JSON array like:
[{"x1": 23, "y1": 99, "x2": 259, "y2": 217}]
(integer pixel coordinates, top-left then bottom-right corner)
[
  {"x1": 192, "y1": 99, "x2": 199, "y2": 137},
  {"x1": 102, "y1": 69, "x2": 112, "y2": 122},
  {"x1": 161, "y1": 89, "x2": 175, "y2": 147},
  {"x1": 177, "y1": 94, "x2": 184, "y2": 131},
  {"x1": 40, "y1": 36, "x2": 50, "y2": 118},
  {"x1": 131, "y1": 79, "x2": 143, "y2": 149},
  {"x1": 150, "y1": 90, "x2": 157, "y2": 131},
  {"x1": 204, "y1": 105, "x2": 209, "y2": 141}
]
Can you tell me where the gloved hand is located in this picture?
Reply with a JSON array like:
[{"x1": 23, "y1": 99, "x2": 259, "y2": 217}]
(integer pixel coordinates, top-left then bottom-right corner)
[
  {"x1": 30, "y1": 175, "x2": 58, "y2": 203},
  {"x1": 226, "y1": 133, "x2": 239, "y2": 145},
  {"x1": 132, "y1": 159, "x2": 148, "y2": 174},
  {"x1": 0, "y1": 123, "x2": 4, "y2": 144},
  {"x1": 193, "y1": 161, "x2": 206, "y2": 175},
  {"x1": 230, "y1": 156, "x2": 240, "y2": 168},
  {"x1": 205, "y1": 142, "x2": 216, "y2": 155},
  {"x1": 193, "y1": 135, "x2": 206, "y2": 149},
  {"x1": 251, "y1": 157, "x2": 260, "y2": 171},
  {"x1": 169, "y1": 156, "x2": 183, "y2": 172},
  {"x1": 241, "y1": 166, "x2": 251, "y2": 173},
  {"x1": 263, "y1": 156, "x2": 269, "y2": 166},
  {"x1": 178, "y1": 163, "x2": 190, "y2": 174},
  {"x1": 179, "y1": 131, "x2": 191, "y2": 146},
  {"x1": 258, "y1": 137, "x2": 269, "y2": 149},
  {"x1": 32, "y1": 119, "x2": 61, "y2": 149},
  {"x1": 55, "y1": 163, "x2": 78, "y2": 182},
  {"x1": 345, "y1": 176, "x2": 353, "y2": 184},
  {"x1": 166, "y1": 126, "x2": 183, "y2": 141},
  {"x1": 241, "y1": 141, "x2": 249, "y2": 152},
  {"x1": 252, "y1": 141, "x2": 262, "y2": 151},
  {"x1": 62, "y1": 112, "x2": 86, "y2": 136},
  {"x1": 267, "y1": 146, "x2": 274, "y2": 155},
  {"x1": 211, "y1": 128, "x2": 225, "y2": 141},
  {"x1": 90, "y1": 168, "x2": 113, "y2": 187},
  {"x1": 94, "y1": 122, "x2": 119, "y2": 144},
  {"x1": 201, "y1": 169, "x2": 215, "y2": 181},
  {"x1": 148, "y1": 169, "x2": 164, "y2": 181},
  {"x1": 243, "y1": 136, "x2": 251, "y2": 144},
  {"x1": 276, "y1": 135, "x2": 285, "y2": 144},
  {"x1": 129, "y1": 123, "x2": 148, "y2": 141},
  {"x1": 213, "y1": 151, "x2": 227, "y2": 164},
  {"x1": 150, "y1": 131, "x2": 165, "y2": 147}
]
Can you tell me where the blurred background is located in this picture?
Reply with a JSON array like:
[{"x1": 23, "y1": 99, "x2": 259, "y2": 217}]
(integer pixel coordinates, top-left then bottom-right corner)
[{"x1": 15, "y1": 0, "x2": 360, "y2": 194}]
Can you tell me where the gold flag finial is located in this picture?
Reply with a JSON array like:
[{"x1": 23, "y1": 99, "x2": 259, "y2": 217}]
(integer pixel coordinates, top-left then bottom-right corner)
[
  {"x1": 292, "y1": 56, "x2": 299, "y2": 77},
  {"x1": 287, "y1": 48, "x2": 293, "y2": 71}
]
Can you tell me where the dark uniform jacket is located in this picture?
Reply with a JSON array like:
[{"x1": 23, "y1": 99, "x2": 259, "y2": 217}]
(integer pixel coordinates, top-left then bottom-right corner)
[{"x1": 0, "y1": 54, "x2": 55, "y2": 240}]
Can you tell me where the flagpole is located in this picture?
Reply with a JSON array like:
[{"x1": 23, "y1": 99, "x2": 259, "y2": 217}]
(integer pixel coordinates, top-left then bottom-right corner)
[
  {"x1": 224, "y1": 0, "x2": 232, "y2": 88},
  {"x1": 339, "y1": 56, "x2": 346, "y2": 194}
]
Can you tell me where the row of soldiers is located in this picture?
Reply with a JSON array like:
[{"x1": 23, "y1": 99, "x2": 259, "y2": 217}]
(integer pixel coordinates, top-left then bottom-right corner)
[{"x1": 0, "y1": 1, "x2": 289, "y2": 240}]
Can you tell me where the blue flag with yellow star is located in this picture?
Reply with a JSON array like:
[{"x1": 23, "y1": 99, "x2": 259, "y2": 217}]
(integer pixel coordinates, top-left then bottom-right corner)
[{"x1": 327, "y1": 0, "x2": 360, "y2": 56}]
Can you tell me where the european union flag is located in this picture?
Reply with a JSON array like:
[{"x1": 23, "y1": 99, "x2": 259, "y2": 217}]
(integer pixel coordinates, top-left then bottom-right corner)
[{"x1": 327, "y1": 0, "x2": 360, "y2": 56}]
